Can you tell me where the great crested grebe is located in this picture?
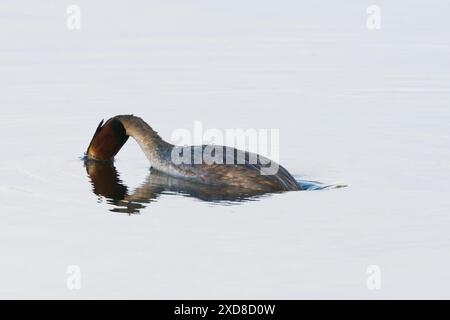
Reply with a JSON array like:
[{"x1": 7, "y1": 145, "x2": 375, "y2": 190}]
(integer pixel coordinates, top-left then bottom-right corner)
[{"x1": 86, "y1": 115, "x2": 301, "y2": 192}]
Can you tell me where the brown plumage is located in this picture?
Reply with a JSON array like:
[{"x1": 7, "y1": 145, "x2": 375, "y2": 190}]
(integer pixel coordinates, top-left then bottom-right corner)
[
  {"x1": 86, "y1": 118, "x2": 129, "y2": 161},
  {"x1": 86, "y1": 115, "x2": 301, "y2": 192}
]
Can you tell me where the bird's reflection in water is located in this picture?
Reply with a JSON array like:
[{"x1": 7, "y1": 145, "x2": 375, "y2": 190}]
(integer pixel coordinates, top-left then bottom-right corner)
[{"x1": 85, "y1": 161, "x2": 277, "y2": 214}]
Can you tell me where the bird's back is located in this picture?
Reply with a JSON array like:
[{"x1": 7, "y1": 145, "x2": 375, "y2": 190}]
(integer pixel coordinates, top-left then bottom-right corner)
[{"x1": 166, "y1": 145, "x2": 301, "y2": 192}]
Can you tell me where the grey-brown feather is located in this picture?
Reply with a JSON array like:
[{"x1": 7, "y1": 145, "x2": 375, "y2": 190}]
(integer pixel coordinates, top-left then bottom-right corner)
[
  {"x1": 167, "y1": 146, "x2": 301, "y2": 191},
  {"x1": 114, "y1": 115, "x2": 301, "y2": 192}
]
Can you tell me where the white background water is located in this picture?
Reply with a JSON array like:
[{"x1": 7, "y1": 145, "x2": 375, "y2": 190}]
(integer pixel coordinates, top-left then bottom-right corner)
[{"x1": 1, "y1": 0, "x2": 450, "y2": 298}]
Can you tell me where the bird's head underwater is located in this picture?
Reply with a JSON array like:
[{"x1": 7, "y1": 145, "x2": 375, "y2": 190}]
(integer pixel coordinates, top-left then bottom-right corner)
[{"x1": 86, "y1": 117, "x2": 129, "y2": 161}]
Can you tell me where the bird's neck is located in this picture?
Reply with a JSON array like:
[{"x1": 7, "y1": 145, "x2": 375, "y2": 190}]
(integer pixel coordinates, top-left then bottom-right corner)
[{"x1": 115, "y1": 115, "x2": 173, "y2": 170}]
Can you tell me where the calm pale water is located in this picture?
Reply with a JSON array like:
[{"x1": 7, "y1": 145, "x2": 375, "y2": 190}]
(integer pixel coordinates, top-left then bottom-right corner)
[{"x1": 1, "y1": 1, "x2": 450, "y2": 298}]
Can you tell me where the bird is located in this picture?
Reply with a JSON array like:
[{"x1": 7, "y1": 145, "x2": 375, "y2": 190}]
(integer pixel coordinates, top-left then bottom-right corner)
[{"x1": 86, "y1": 115, "x2": 301, "y2": 192}]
